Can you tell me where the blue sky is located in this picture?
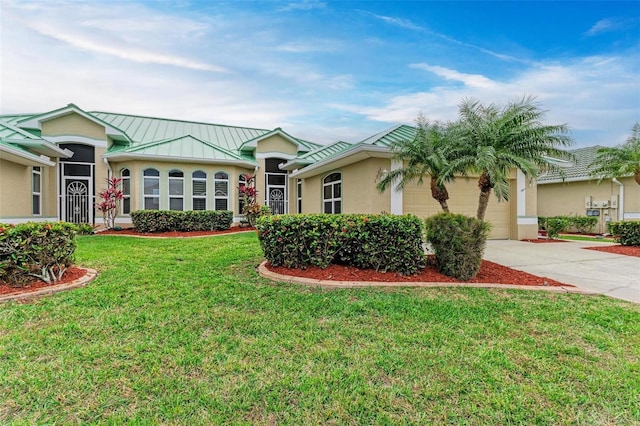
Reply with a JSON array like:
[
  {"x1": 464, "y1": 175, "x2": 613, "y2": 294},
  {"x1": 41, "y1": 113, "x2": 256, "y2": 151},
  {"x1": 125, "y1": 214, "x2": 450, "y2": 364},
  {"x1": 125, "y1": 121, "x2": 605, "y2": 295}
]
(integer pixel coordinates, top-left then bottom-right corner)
[{"x1": 1, "y1": 0, "x2": 639, "y2": 147}]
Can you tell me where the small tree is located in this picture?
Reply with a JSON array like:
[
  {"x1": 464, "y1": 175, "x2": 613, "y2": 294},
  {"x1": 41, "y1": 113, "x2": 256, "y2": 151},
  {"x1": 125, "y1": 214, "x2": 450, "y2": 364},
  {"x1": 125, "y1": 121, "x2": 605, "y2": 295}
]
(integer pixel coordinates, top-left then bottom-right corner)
[
  {"x1": 96, "y1": 177, "x2": 124, "y2": 229},
  {"x1": 377, "y1": 115, "x2": 458, "y2": 213},
  {"x1": 238, "y1": 174, "x2": 265, "y2": 226},
  {"x1": 589, "y1": 122, "x2": 640, "y2": 186}
]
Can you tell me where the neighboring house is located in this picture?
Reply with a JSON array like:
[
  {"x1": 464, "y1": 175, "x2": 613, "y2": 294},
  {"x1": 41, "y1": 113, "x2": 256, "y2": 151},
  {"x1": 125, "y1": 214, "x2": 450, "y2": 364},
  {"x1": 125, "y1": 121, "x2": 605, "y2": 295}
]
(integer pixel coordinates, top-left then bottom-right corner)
[
  {"x1": 538, "y1": 146, "x2": 640, "y2": 233},
  {"x1": 0, "y1": 104, "x2": 538, "y2": 239}
]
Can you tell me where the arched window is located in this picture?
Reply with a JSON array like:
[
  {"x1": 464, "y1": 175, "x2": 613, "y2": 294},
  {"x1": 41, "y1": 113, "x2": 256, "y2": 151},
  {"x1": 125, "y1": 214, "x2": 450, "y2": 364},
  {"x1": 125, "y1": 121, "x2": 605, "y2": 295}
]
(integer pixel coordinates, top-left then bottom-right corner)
[
  {"x1": 323, "y1": 172, "x2": 341, "y2": 214},
  {"x1": 192, "y1": 170, "x2": 207, "y2": 210},
  {"x1": 143, "y1": 168, "x2": 160, "y2": 210},
  {"x1": 168, "y1": 170, "x2": 184, "y2": 211},
  {"x1": 214, "y1": 172, "x2": 229, "y2": 210},
  {"x1": 120, "y1": 168, "x2": 131, "y2": 214}
]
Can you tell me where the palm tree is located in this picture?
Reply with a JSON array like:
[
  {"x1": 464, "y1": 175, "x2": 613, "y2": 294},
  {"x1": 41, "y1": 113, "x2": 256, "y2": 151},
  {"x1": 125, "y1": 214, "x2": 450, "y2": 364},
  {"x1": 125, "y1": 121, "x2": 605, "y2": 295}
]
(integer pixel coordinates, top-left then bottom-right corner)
[
  {"x1": 377, "y1": 115, "x2": 457, "y2": 213},
  {"x1": 448, "y1": 96, "x2": 573, "y2": 220},
  {"x1": 589, "y1": 122, "x2": 640, "y2": 186}
]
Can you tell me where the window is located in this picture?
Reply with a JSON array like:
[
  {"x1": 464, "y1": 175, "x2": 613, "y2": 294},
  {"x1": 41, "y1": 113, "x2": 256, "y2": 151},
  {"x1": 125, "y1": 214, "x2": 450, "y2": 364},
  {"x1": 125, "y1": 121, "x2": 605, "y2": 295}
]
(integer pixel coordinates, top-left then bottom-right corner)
[
  {"x1": 238, "y1": 174, "x2": 248, "y2": 214},
  {"x1": 143, "y1": 168, "x2": 160, "y2": 210},
  {"x1": 32, "y1": 166, "x2": 41, "y2": 215},
  {"x1": 323, "y1": 172, "x2": 341, "y2": 214},
  {"x1": 168, "y1": 170, "x2": 184, "y2": 211},
  {"x1": 297, "y1": 179, "x2": 302, "y2": 214},
  {"x1": 192, "y1": 171, "x2": 207, "y2": 210},
  {"x1": 214, "y1": 172, "x2": 229, "y2": 210},
  {"x1": 121, "y1": 168, "x2": 131, "y2": 214}
]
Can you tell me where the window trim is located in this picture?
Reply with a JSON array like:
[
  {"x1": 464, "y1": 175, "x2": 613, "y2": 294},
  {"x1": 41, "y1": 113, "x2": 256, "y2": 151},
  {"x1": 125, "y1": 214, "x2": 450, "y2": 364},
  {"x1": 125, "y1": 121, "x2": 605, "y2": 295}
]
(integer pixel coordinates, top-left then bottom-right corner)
[
  {"x1": 121, "y1": 168, "x2": 131, "y2": 215},
  {"x1": 192, "y1": 170, "x2": 207, "y2": 210},
  {"x1": 32, "y1": 166, "x2": 42, "y2": 216},
  {"x1": 214, "y1": 171, "x2": 229, "y2": 211},
  {"x1": 143, "y1": 168, "x2": 160, "y2": 210},
  {"x1": 297, "y1": 179, "x2": 302, "y2": 214},
  {"x1": 322, "y1": 172, "x2": 341, "y2": 214},
  {"x1": 168, "y1": 169, "x2": 185, "y2": 211}
]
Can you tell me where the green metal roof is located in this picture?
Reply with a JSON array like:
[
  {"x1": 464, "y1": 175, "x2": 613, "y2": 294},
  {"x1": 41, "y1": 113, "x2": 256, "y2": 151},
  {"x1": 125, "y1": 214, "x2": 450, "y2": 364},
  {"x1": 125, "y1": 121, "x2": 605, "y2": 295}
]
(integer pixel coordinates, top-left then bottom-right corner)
[
  {"x1": 356, "y1": 124, "x2": 416, "y2": 147},
  {"x1": 106, "y1": 135, "x2": 248, "y2": 162}
]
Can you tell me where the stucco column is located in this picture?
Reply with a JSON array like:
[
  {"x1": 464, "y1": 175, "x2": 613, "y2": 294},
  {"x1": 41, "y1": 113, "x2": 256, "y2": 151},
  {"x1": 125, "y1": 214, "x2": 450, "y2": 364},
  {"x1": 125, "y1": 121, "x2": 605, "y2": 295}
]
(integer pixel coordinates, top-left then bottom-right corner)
[{"x1": 390, "y1": 159, "x2": 403, "y2": 215}]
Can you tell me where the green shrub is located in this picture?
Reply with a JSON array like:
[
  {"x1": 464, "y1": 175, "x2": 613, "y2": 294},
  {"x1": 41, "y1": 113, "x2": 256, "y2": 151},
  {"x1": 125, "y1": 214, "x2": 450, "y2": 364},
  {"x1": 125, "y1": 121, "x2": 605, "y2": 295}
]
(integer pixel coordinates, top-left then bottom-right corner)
[
  {"x1": 76, "y1": 223, "x2": 96, "y2": 235},
  {"x1": 608, "y1": 221, "x2": 640, "y2": 246},
  {"x1": 0, "y1": 222, "x2": 77, "y2": 285},
  {"x1": 569, "y1": 215, "x2": 598, "y2": 234},
  {"x1": 424, "y1": 213, "x2": 491, "y2": 281},
  {"x1": 130, "y1": 210, "x2": 232, "y2": 233},
  {"x1": 257, "y1": 214, "x2": 425, "y2": 275},
  {"x1": 538, "y1": 216, "x2": 547, "y2": 230},
  {"x1": 545, "y1": 217, "x2": 571, "y2": 239}
]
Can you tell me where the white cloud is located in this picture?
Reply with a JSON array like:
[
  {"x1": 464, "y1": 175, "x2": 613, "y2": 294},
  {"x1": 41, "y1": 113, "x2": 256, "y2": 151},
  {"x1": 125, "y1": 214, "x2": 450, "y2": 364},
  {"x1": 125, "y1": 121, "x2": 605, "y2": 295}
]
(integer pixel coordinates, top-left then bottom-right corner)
[
  {"x1": 585, "y1": 18, "x2": 623, "y2": 36},
  {"x1": 336, "y1": 56, "x2": 640, "y2": 146}
]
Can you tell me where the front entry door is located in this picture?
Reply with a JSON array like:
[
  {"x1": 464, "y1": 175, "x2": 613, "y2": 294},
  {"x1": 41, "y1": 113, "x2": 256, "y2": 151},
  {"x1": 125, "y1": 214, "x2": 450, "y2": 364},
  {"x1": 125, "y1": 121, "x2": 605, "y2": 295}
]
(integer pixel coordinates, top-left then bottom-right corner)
[
  {"x1": 267, "y1": 186, "x2": 286, "y2": 214},
  {"x1": 64, "y1": 178, "x2": 90, "y2": 224}
]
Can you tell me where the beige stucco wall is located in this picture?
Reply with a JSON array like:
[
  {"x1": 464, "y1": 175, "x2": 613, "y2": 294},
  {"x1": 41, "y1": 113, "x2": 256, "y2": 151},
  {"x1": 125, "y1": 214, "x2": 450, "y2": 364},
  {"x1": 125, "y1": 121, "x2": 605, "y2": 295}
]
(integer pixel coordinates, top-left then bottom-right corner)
[
  {"x1": 107, "y1": 160, "x2": 253, "y2": 217},
  {"x1": 41, "y1": 113, "x2": 107, "y2": 140},
  {"x1": 538, "y1": 176, "x2": 640, "y2": 232},
  {"x1": 255, "y1": 135, "x2": 299, "y2": 156},
  {"x1": 0, "y1": 159, "x2": 32, "y2": 218},
  {"x1": 299, "y1": 158, "x2": 391, "y2": 215},
  {"x1": 0, "y1": 159, "x2": 57, "y2": 221}
]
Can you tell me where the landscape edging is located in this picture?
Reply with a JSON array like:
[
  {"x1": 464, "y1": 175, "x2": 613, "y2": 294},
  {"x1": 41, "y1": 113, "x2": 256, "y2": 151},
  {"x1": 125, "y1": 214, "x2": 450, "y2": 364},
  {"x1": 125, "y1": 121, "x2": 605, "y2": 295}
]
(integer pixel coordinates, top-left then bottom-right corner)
[
  {"x1": 0, "y1": 268, "x2": 98, "y2": 303},
  {"x1": 257, "y1": 261, "x2": 595, "y2": 294}
]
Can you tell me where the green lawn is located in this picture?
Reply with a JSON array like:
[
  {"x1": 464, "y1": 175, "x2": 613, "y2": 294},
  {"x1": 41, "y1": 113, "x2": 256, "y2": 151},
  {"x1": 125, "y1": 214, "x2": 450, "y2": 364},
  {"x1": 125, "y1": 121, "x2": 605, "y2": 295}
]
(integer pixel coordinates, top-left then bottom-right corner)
[{"x1": 1, "y1": 233, "x2": 639, "y2": 424}]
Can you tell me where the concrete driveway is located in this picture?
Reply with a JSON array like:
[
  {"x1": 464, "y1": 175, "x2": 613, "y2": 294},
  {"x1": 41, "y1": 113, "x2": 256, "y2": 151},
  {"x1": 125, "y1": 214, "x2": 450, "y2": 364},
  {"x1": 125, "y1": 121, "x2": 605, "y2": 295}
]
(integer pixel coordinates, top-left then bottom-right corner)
[{"x1": 484, "y1": 240, "x2": 640, "y2": 304}]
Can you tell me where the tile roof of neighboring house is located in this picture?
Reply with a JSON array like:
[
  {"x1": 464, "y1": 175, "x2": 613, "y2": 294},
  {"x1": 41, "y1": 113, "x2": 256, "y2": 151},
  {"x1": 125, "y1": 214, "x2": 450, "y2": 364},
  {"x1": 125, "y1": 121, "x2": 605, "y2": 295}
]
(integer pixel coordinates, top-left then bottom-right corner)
[{"x1": 538, "y1": 146, "x2": 605, "y2": 184}]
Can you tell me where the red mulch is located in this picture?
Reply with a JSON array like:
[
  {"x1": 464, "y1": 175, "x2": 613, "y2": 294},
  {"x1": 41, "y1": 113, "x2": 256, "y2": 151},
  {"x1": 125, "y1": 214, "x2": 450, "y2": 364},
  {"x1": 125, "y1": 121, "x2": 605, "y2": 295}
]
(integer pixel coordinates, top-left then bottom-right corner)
[
  {"x1": 584, "y1": 245, "x2": 640, "y2": 257},
  {"x1": 266, "y1": 257, "x2": 570, "y2": 287},
  {"x1": 0, "y1": 266, "x2": 87, "y2": 296},
  {"x1": 97, "y1": 226, "x2": 256, "y2": 238},
  {"x1": 521, "y1": 238, "x2": 567, "y2": 243}
]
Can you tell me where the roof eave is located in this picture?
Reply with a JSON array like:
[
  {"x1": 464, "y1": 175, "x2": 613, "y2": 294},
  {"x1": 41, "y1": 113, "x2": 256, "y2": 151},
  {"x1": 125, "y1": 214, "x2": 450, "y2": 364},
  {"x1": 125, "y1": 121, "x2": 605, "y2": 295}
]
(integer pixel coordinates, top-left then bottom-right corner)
[
  {"x1": 103, "y1": 152, "x2": 256, "y2": 168},
  {"x1": 290, "y1": 145, "x2": 391, "y2": 179},
  {"x1": 0, "y1": 144, "x2": 55, "y2": 167}
]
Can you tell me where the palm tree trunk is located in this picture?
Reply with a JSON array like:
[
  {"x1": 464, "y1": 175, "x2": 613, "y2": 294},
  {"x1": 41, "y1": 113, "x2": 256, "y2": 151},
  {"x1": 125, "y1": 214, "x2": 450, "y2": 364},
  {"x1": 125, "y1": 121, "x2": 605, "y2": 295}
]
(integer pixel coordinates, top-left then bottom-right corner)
[
  {"x1": 430, "y1": 176, "x2": 450, "y2": 213},
  {"x1": 635, "y1": 171, "x2": 640, "y2": 186},
  {"x1": 476, "y1": 172, "x2": 493, "y2": 220}
]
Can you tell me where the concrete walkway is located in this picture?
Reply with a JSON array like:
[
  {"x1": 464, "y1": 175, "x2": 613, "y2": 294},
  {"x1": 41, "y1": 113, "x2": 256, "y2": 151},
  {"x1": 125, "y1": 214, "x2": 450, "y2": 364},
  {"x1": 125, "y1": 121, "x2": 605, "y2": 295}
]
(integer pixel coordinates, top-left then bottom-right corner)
[{"x1": 484, "y1": 240, "x2": 639, "y2": 304}]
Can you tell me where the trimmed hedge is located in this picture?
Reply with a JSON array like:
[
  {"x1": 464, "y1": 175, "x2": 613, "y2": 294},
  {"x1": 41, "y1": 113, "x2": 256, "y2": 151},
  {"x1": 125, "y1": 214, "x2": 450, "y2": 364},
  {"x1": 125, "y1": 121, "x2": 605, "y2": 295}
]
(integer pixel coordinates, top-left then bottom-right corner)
[
  {"x1": 0, "y1": 221, "x2": 77, "y2": 285},
  {"x1": 130, "y1": 210, "x2": 233, "y2": 233},
  {"x1": 608, "y1": 221, "x2": 640, "y2": 246},
  {"x1": 257, "y1": 214, "x2": 426, "y2": 275},
  {"x1": 424, "y1": 213, "x2": 491, "y2": 281},
  {"x1": 539, "y1": 215, "x2": 598, "y2": 238}
]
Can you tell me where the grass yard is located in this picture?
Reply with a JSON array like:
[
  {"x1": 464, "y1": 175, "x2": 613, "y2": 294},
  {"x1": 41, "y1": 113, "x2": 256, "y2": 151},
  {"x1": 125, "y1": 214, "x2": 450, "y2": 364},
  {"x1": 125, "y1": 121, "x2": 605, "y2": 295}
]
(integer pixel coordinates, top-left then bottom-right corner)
[{"x1": 1, "y1": 233, "x2": 639, "y2": 424}]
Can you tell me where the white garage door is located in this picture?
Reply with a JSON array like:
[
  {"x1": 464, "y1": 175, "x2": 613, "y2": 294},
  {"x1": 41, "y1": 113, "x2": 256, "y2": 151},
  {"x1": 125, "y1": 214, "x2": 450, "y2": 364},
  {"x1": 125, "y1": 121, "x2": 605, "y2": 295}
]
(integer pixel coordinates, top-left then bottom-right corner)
[{"x1": 402, "y1": 178, "x2": 511, "y2": 239}]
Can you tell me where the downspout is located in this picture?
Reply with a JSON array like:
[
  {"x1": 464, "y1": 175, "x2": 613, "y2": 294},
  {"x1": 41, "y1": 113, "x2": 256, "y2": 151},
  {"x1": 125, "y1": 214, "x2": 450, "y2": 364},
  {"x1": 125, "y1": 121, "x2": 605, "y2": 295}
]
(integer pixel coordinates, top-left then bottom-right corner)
[{"x1": 612, "y1": 178, "x2": 624, "y2": 221}]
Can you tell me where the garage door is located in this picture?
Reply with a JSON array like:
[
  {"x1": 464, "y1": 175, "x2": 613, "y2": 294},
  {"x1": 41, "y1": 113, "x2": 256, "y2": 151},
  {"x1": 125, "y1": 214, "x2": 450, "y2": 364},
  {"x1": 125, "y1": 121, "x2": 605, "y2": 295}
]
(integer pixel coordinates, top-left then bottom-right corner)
[{"x1": 402, "y1": 178, "x2": 511, "y2": 239}]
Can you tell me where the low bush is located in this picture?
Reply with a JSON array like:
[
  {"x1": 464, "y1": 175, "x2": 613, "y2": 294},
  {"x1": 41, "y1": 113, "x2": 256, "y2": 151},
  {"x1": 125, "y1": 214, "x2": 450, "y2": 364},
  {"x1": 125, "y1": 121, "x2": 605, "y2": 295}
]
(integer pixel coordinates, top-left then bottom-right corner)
[
  {"x1": 545, "y1": 217, "x2": 571, "y2": 239},
  {"x1": 0, "y1": 222, "x2": 77, "y2": 285},
  {"x1": 257, "y1": 214, "x2": 425, "y2": 275},
  {"x1": 540, "y1": 215, "x2": 598, "y2": 236},
  {"x1": 424, "y1": 213, "x2": 491, "y2": 281},
  {"x1": 130, "y1": 210, "x2": 233, "y2": 233},
  {"x1": 608, "y1": 221, "x2": 640, "y2": 246},
  {"x1": 570, "y1": 215, "x2": 598, "y2": 234}
]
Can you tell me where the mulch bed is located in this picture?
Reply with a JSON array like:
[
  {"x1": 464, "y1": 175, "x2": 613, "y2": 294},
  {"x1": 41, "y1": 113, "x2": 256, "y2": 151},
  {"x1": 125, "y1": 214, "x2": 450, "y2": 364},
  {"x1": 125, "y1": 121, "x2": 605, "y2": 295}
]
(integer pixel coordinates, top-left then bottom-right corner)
[
  {"x1": 521, "y1": 238, "x2": 567, "y2": 243},
  {"x1": 584, "y1": 245, "x2": 640, "y2": 257},
  {"x1": 266, "y1": 257, "x2": 570, "y2": 287},
  {"x1": 97, "y1": 226, "x2": 256, "y2": 237},
  {"x1": 0, "y1": 266, "x2": 87, "y2": 296}
]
